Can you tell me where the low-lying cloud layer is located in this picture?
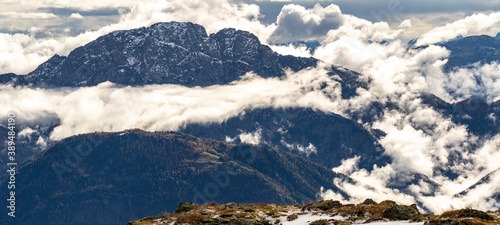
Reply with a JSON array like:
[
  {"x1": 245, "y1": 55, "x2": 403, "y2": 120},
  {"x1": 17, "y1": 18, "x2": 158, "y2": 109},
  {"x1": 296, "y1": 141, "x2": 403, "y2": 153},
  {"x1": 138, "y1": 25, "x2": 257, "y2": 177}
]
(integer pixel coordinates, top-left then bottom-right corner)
[
  {"x1": 3, "y1": 59, "x2": 500, "y2": 213},
  {"x1": 0, "y1": 66, "x2": 342, "y2": 140},
  {"x1": 446, "y1": 62, "x2": 500, "y2": 102}
]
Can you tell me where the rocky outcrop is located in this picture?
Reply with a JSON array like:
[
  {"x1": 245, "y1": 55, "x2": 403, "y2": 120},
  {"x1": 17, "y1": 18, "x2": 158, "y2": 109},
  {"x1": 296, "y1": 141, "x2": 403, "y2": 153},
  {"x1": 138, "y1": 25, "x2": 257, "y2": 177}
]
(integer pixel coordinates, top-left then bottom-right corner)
[
  {"x1": 382, "y1": 203, "x2": 420, "y2": 220},
  {"x1": 129, "y1": 199, "x2": 499, "y2": 225},
  {"x1": 363, "y1": 198, "x2": 377, "y2": 205},
  {"x1": 175, "y1": 202, "x2": 200, "y2": 214},
  {"x1": 304, "y1": 200, "x2": 343, "y2": 211}
]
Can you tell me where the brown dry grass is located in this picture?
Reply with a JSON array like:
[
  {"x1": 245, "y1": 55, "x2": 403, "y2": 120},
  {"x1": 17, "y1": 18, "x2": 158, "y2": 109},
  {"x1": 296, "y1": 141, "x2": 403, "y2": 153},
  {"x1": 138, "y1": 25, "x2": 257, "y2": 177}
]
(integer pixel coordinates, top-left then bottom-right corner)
[
  {"x1": 418, "y1": 208, "x2": 499, "y2": 225},
  {"x1": 203, "y1": 201, "x2": 218, "y2": 207},
  {"x1": 333, "y1": 200, "x2": 394, "y2": 220},
  {"x1": 131, "y1": 216, "x2": 171, "y2": 225}
]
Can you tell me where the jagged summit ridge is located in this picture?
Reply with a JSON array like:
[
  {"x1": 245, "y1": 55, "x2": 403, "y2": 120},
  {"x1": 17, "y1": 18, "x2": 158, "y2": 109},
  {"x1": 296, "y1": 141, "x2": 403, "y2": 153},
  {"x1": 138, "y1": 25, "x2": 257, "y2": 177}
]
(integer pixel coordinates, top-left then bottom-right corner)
[{"x1": 1, "y1": 21, "x2": 317, "y2": 87}]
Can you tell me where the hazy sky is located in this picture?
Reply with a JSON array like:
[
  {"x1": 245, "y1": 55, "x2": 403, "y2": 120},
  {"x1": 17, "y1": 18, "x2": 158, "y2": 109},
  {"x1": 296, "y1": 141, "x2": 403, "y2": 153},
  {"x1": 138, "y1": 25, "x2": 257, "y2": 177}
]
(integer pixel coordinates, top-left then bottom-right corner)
[
  {"x1": 244, "y1": 0, "x2": 500, "y2": 23},
  {"x1": 2, "y1": 0, "x2": 500, "y2": 38},
  {"x1": 2, "y1": 0, "x2": 500, "y2": 75}
]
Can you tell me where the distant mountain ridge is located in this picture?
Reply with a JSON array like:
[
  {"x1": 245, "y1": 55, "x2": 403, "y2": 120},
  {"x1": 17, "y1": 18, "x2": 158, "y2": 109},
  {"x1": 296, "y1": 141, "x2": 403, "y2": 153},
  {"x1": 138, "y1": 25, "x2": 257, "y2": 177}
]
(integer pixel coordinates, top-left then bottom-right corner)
[
  {"x1": 0, "y1": 22, "x2": 317, "y2": 87},
  {"x1": 421, "y1": 93, "x2": 500, "y2": 136},
  {"x1": 408, "y1": 34, "x2": 500, "y2": 72},
  {"x1": 180, "y1": 107, "x2": 390, "y2": 170},
  {"x1": 439, "y1": 34, "x2": 500, "y2": 71},
  {"x1": 456, "y1": 167, "x2": 500, "y2": 202},
  {"x1": 0, "y1": 130, "x2": 345, "y2": 225}
]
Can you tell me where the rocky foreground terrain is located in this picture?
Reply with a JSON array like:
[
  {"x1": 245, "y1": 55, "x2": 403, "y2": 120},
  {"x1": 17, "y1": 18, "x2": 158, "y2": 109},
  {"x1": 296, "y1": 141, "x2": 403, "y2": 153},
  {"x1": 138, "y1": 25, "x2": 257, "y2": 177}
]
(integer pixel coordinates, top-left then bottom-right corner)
[{"x1": 128, "y1": 199, "x2": 500, "y2": 225}]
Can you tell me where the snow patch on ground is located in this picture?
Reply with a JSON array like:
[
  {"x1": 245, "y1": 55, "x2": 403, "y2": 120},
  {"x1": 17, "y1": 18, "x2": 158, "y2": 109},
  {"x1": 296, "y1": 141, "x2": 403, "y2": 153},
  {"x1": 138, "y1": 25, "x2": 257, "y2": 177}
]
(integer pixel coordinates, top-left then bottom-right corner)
[
  {"x1": 280, "y1": 213, "x2": 345, "y2": 224},
  {"x1": 365, "y1": 222, "x2": 424, "y2": 225},
  {"x1": 269, "y1": 211, "x2": 424, "y2": 225}
]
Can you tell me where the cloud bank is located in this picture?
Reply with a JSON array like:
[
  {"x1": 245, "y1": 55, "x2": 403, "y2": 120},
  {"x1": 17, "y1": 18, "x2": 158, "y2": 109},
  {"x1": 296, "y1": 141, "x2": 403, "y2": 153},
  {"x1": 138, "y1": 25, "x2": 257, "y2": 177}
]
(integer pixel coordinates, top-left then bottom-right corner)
[
  {"x1": 416, "y1": 12, "x2": 500, "y2": 46},
  {"x1": 267, "y1": 4, "x2": 500, "y2": 212},
  {"x1": 269, "y1": 4, "x2": 343, "y2": 43},
  {"x1": 0, "y1": 66, "x2": 343, "y2": 140}
]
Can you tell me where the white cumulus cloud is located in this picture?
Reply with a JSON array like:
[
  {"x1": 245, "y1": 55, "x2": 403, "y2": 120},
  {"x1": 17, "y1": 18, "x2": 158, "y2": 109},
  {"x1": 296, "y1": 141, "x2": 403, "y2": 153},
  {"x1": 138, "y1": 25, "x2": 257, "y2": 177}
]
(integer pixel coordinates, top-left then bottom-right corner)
[
  {"x1": 417, "y1": 11, "x2": 500, "y2": 46},
  {"x1": 0, "y1": 66, "x2": 344, "y2": 140},
  {"x1": 269, "y1": 3, "x2": 343, "y2": 43},
  {"x1": 69, "y1": 13, "x2": 84, "y2": 19}
]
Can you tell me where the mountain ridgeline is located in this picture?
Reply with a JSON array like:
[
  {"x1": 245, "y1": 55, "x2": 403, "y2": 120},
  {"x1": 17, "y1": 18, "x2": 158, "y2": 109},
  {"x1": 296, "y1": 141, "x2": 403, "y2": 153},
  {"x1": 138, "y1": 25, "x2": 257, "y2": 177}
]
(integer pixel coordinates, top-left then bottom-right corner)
[
  {"x1": 440, "y1": 34, "x2": 500, "y2": 71},
  {"x1": 0, "y1": 22, "x2": 317, "y2": 87},
  {"x1": 180, "y1": 107, "x2": 390, "y2": 170},
  {"x1": 0, "y1": 130, "x2": 346, "y2": 225}
]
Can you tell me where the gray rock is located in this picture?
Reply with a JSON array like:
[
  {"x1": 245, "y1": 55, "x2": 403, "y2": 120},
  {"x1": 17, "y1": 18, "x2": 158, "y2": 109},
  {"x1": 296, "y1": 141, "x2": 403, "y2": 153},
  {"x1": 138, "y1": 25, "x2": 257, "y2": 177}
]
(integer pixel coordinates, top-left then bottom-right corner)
[
  {"x1": 308, "y1": 200, "x2": 342, "y2": 211},
  {"x1": 382, "y1": 203, "x2": 420, "y2": 220},
  {"x1": 457, "y1": 209, "x2": 493, "y2": 220},
  {"x1": 362, "y1": 198, "x2": 377, "y2": 205}
]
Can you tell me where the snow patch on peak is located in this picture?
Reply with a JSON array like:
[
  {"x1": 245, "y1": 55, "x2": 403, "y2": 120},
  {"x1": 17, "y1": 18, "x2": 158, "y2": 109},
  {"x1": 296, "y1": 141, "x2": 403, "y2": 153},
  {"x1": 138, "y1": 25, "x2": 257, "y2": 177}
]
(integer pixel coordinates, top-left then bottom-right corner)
[{"x1": 150, "y1": 22, "x2": 208, "y2": 37}]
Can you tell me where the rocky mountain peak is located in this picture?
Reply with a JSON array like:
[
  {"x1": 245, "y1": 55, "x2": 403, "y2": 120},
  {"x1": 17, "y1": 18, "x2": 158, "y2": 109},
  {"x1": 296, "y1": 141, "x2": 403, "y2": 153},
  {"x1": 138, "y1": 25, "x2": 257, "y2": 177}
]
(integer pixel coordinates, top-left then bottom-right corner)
[{"x1": 1, "y1": 21, "x2": 318, "y2": 87}]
